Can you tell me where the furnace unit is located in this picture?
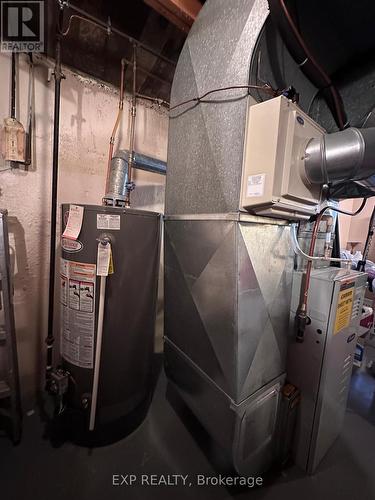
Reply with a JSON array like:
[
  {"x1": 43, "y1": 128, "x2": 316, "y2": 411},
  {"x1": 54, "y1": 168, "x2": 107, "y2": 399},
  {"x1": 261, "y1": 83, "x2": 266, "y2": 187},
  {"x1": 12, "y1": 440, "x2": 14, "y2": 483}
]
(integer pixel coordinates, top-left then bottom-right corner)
[{"x1": 288, "y1": 268, "x2": 367, "y2": 474}]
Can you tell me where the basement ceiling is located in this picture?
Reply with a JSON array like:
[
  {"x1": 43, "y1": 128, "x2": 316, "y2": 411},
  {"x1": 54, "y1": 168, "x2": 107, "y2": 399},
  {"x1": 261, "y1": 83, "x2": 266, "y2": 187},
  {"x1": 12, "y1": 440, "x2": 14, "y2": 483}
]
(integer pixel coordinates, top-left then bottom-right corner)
[{"x1": 47, "y1": 0, "x2": 206, "y2": 103}]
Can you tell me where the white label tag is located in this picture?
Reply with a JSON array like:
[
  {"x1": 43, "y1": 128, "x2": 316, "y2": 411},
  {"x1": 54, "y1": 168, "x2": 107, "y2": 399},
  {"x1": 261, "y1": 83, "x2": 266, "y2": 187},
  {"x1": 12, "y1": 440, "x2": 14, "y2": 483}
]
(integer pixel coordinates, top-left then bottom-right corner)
[
  {"x1": 247, "y1": 173, "x2": 266, "y2": 198},
  {"x1": 97, "y1": 214, "x2": 121, "y2": 230},
  {"x1": 97, "y1": 242, "x2": 111, "y2": 276},
  {"x1": 63, "y1": 205, "x2": 84, "y2": 240}
]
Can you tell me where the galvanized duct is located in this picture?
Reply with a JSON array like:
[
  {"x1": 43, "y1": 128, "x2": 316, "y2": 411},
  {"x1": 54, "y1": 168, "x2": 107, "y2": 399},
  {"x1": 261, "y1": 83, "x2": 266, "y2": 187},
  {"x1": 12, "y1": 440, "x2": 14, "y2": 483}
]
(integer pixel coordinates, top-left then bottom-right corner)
[
  {"x1": 304, "y1": 127, "x2": 375, "y2": 198},
  {"x1": 104, "y1": 150, "x2": 167, "y2": 207},
  {"x1": 166, "y1": 0, "x2": 269, "y2": 215}
]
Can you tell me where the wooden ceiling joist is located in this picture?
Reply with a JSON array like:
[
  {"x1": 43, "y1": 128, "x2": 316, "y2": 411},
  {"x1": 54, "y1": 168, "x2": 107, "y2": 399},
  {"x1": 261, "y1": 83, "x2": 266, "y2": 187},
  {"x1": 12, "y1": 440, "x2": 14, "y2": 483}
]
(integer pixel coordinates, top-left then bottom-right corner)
[{"x1": 144, "y1": 0, "x2": 202, "y2": 33}]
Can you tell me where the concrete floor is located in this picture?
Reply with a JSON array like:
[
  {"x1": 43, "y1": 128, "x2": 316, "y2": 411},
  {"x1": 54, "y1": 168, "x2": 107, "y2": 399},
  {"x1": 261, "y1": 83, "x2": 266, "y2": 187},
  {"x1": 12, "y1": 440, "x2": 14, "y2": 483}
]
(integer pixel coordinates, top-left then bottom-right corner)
[{"x1": 1, "y1": 359, "x2": 375, "y2": 500}]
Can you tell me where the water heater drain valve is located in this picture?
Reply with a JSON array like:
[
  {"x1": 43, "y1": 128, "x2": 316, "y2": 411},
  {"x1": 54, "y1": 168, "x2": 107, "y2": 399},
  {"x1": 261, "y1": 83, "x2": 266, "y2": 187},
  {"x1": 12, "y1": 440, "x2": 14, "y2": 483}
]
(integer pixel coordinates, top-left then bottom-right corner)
[{"x1": 49, "y1": 367, "x2": 70, "y2": 396}]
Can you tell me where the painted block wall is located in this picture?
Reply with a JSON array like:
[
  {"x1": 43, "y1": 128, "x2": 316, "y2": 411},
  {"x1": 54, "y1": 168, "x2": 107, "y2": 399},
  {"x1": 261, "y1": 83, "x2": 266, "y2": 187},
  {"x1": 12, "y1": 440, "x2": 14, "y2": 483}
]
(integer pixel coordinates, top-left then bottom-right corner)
[{"x1": 0, "y1": 52, "x2": 168, "y2": 409}]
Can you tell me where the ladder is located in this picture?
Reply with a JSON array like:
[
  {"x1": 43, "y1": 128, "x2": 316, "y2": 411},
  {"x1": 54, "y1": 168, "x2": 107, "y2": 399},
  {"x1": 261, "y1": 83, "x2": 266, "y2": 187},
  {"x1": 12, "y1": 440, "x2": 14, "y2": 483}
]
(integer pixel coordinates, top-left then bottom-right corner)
[{"x1": 0, "y1": 210, "x2": 21, "y2": 443}]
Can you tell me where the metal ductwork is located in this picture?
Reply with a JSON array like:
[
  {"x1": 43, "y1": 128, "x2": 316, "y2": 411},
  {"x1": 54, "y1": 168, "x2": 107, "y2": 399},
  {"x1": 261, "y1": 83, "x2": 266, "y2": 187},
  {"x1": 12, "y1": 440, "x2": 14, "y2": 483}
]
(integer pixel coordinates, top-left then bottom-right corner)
[
  {"x1": 104, "y1": 151, "x2": 130, "y2": 207},
  {"x1": 165, "y1": 0, "x2": 290, "y2": 476},
  {"x1": 166, "y1": 0, "x2": 269, "y2": 215},
  {"x1": 304, "y1": 127, "x2": 375, "y2": 199},
  {"x1": 104, "y1": 150, "x2": 167, "y2": 206},
  {"x1": 164, "y1": 0, "x2": 375, "y2": 477}
]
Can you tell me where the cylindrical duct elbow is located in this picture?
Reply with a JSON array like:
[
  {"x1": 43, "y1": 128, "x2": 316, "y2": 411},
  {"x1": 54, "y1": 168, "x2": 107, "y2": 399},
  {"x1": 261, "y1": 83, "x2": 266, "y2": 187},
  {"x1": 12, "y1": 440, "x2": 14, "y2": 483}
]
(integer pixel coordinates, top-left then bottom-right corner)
[{"x1": 304, "y1": 127, "x2": 375, "y2": 185}]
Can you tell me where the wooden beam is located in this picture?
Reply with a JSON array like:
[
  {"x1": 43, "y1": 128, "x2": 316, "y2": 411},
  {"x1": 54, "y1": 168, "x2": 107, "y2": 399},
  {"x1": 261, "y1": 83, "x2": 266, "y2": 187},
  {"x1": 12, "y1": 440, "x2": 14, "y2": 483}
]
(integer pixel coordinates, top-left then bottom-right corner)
[{"x1": 144, "y1": 0, "x2": 202, "y2": 33}]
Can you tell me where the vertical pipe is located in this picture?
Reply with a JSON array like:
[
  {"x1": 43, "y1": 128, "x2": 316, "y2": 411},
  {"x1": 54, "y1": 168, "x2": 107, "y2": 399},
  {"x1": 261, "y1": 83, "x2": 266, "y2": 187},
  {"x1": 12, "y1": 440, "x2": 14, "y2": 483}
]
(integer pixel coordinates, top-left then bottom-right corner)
[
  {"x1": 10, "y1": 52, "x2": 16, "y2": 119},
  {"x1": 125, "y1": 45, "x2": 137, "y2": 207},
  {"x1": 104, "y1": 59, "x2": 126, "y2": 197},
  {"x1": 25, "y1": 53, "x2": 33, "y2": 167},
  {"x1": 89, "y1": 275, "x2": 107, "y2": 431},
  {"x1": 45, "y1": 10, "x2": 64, "y2": 389},
  {"x1": 295, "y1": 213, "x2": 323, "y2": 343},
  {"x1": 10, "y1": 52, "x2": 17, "y2": 169}
]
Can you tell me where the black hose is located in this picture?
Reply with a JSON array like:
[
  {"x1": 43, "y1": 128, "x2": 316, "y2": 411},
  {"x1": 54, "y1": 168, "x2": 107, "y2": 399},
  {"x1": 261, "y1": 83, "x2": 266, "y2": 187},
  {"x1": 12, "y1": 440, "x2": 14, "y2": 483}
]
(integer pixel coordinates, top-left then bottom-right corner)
[
  {"x1": 45, "y1": 8, "x2": 64, "y2": 389},
  {"x1": 329, "y1": 198, "x2": 367, "y2": 217}
]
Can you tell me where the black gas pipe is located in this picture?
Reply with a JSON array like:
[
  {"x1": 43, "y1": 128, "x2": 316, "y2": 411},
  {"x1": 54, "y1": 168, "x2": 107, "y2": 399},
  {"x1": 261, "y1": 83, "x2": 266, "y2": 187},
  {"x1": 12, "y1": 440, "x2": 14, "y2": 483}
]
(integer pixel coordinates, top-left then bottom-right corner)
[{"x1": 45, "y1": 6, "x2": 65, "y2": 390}]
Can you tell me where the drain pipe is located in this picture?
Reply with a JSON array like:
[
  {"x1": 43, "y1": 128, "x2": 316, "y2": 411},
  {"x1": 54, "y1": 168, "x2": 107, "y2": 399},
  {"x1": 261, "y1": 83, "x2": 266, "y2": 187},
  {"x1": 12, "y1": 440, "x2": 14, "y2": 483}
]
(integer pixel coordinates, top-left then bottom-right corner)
[
  {"x1": 45, "y1": 5, "x2": 65, "y2": 389},
  {"x1": 125, "y1": 45, "x2": 137, "y2": 207}
]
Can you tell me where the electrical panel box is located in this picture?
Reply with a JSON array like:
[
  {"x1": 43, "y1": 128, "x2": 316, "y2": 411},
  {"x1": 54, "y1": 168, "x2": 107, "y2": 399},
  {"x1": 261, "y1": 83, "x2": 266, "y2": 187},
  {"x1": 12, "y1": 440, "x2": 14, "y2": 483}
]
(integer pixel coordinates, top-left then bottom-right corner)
[
  {"x1": 240, "y1": 96, "x2": 324, "y2": 220},
  {"x1": 288, "y1": 268, "x2": 367, "y2": 474}
]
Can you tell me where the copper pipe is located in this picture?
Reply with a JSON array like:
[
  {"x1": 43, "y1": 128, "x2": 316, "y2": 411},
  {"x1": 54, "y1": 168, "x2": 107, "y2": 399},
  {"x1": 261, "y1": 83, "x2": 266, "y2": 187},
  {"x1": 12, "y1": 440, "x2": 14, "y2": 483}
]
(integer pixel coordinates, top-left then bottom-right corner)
[
  {"x1": 125, "y1": 45, "x2": 137, "y2": 207},
  {"x1": 104, "y1": 59, "x2": 126, "y2": 196},
  {"x1": 300, "y1": 213, "x2": 324, "y2": 315},
  {"x1": 301, "y1": 200, "x2": 367, "y2": 312},
  {"x1": 296, "y1": 200, "x2": 367, "y2": 341}
]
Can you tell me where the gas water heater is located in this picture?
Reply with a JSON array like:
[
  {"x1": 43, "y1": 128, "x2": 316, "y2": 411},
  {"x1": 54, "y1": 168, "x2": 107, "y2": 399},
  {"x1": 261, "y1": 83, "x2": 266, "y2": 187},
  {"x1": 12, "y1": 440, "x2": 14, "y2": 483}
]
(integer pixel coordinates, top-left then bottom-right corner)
[{"x1": 58, "y1": 204, "x2": 160, "y2": 443}]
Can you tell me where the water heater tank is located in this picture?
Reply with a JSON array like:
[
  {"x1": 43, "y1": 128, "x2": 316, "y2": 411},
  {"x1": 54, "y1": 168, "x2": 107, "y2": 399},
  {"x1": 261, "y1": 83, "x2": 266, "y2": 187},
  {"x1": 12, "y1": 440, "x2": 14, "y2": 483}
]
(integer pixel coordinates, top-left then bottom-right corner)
[{"x1": 60, "y1": 204, "x2": 161, "y2": 444}]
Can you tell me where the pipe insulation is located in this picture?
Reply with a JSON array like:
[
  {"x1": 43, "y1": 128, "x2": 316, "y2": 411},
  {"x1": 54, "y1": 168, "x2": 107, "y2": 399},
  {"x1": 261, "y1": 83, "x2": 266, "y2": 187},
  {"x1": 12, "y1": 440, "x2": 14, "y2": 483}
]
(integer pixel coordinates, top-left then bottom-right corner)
[{"x1": 304, "y1": 127, "x2": 375, "y2": 187}]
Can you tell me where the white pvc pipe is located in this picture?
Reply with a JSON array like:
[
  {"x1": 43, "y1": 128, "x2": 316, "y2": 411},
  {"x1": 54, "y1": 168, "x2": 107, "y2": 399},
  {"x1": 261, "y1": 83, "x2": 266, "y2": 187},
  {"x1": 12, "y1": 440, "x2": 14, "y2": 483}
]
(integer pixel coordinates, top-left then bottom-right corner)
[
  {"x1": 89, "y1": 275, "x2": 107, "y2": 431},
  {"x1": 290, "y1": 224, "x2": 351, "y2": 263}
]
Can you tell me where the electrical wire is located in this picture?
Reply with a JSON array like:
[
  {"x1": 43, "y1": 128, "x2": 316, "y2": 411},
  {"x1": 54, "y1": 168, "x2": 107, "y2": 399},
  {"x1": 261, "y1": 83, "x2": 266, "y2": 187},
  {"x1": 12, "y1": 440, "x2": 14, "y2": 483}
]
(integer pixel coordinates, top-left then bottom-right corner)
[
  {"x1": 59, "y1": 14, "x2": 110, "y2": 37},
  {"x1": 169, "y1": 84, "x2": 278, "y2": 112},
  {"x1": 136, "y1": 93, "x2": 169, "y2": 108},
  {"x1": 319, "y1": 198, "x2": 367, "y2": 218},
  {"x1": 277, "y1": 0, "x2": 348, "y2": 130}
]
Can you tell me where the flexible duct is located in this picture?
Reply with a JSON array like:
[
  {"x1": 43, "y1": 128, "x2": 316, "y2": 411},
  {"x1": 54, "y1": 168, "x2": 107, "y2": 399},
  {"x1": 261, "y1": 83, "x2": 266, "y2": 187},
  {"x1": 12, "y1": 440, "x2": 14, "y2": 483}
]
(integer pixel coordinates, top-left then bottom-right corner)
[{"x1": 304, "y1": 127, "x2": 375, "y2": 197}]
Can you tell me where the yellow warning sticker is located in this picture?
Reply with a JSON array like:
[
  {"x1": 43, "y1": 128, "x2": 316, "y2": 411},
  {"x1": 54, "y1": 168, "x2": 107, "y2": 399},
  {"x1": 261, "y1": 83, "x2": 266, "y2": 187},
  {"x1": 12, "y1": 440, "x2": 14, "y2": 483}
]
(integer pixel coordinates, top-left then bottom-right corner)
[{"x1": 334, "y1": 286, "x2": 354, "y2": 334}]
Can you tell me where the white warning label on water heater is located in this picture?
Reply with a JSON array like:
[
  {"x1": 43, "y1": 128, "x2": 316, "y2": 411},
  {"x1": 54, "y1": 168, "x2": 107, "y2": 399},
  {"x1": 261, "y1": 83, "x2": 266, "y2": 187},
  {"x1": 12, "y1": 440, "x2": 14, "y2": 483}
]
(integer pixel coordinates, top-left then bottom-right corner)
[
  {"x1": 60, "y1": 258, "x2": 96, "y2": 368},
  {"x1": 246, "y1": 173, "x2": 266, "y2": 197},
  {"x1": 96, "y1": 214, "x2": 121, "y2": 230}
]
